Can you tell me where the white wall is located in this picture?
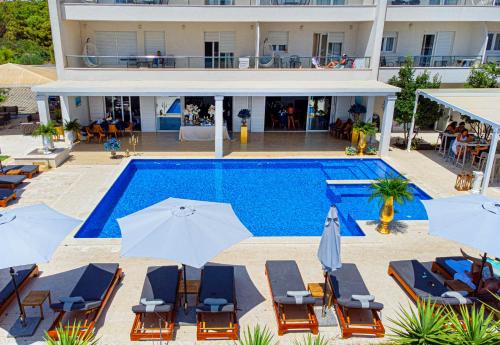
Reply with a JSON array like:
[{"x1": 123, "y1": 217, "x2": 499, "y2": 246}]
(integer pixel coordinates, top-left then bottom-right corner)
[
  {"x1": 89, "y1": 96, "x2": 105, "y2": 121},
  {"x1": 232, "y1": 96, "x2": 251, "y2": 133},
  {"x1": 251, "y1": 96, "x2": 265, "y2": 132},
  {"x1": 140, "y1": 96, "x2": 156, "y2": 132},
  {"x1": 67, "y1": 96, "x2": 90, "y2": 125},
  {"x1": 331, "y1": 96, "x2": 354, "y2": 121}
]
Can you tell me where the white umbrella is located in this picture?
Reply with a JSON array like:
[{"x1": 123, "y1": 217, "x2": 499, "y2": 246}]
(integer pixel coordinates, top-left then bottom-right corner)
[
  {"x1": 0, "y1": 204, "x2": 82, "y2": 335},
  {"x1": 118, "y1": 197, "x2": 252, "y2": 309},
  {"x1": 317, "y1": 205, "x2": 342, "y2": 316},
  {"x1": 422, "y1": 195, "x2": 500, "y2": 291}
]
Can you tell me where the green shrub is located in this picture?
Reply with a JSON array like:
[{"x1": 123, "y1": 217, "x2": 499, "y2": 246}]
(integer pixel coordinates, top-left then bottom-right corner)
[
  {"x1": 45, "y1": 322, "x2": 99, "y2": 345},
  {"x1": 293, "y1": 334, "x2": 329, "y2": 345},
  {"x1": 236, "y1": 325, "x2": 277, "y2": 345},
  {"x1": 448, "y1": 304, "x2": 500, "y2": 345}
]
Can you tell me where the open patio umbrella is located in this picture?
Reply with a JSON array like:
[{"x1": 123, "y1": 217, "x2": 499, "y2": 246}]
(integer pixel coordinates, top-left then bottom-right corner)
[
  {"x1": 317, "y1": 205, "x2": 342, "y2": 316},
  {"x1": 0, "y1": 204, "x2": 82, "y2": 336},
  {"x1": 118, "y1": 197, "x2": 252, "y2": 310},
  {"x1": 422, "y1": 195, "x2": 500, "y2": 291}
]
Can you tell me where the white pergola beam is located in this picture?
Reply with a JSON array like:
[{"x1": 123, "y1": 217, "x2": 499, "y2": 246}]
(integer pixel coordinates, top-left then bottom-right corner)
[
  {"x1": 379, "y1": 95, "x2": 396, "y2": 157},
  {"x1": 214, "y1": 95, "x2": 224, "y2": 159},
  {"x1": 481, "y1": 127, "x2": 498, "y2": 195},
  {"x1": 36, "y1": 95, "x2": 50, "y2": 124}
]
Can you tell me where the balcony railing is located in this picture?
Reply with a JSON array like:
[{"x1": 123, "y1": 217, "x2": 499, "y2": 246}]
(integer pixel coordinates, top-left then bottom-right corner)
[
  {"x1": 66, "y1": 55, "x2": 371, "y2": 69},
  {"x1": 389, "y1": 0, "x2": 499, "y2": 5},
  {"x1": 485, "y1": 55, "x2": 500, "y2": 65},
  {"x1": 63, "y1": 0, "x2": 374, "y2": 6},
  {"x1": 380, "y1": 55, "x2": 481, "y2": 68}
]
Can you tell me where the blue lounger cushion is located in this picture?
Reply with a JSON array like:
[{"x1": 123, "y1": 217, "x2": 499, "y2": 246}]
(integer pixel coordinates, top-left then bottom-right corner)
[
  {"x1": 0, "y1": 189, "x2": 15, "y2": 200},
  {"x1": 0, "y1": 265, "x2": 37, "y2": 305},
  {"x1": 196, "y1": 265, "x2": 235, "y2": 313},
  {"x1": 51, "y1": 263, "x2": 119, "y2": 312},
  {"x1": 266, "y1": 260, "x2": 316, "y2": 305},
  {"x1": 0, "y1": 175, "x2": 26, "y2": 185},
  {"x1": 1, "y1": 165, "x2": 38, "y2": 175},
  {"x1": 132, "y1": 266, "x2": 179, "y2": 313}
]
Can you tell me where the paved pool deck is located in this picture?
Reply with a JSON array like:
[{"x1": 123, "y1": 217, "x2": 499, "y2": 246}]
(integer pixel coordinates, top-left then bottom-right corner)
[{"x1": 0, "y1": 133, "x2": 499, "y2": 345}]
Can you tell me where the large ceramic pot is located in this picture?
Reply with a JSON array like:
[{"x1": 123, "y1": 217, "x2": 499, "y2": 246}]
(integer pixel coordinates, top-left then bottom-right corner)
[
  {"x1": 351, "y1": 128, "x2": 359, "y2": 147},
  {"x1": 240, "y1": 124, "x2": 248, "y2": 145},
  {"x1": 357, "y1": 132, "x2": 366, "y2": 155},
  {"x1": 42, "y1": 136, "x2": 53, "y2": 155},
  {"x1": 378, "y1": 196, "x2": 394, "y2": 235}
]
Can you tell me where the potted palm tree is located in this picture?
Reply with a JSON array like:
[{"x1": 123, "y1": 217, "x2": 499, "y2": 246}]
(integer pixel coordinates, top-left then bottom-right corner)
[
  {"x1": 32, "y1": 121, "x2": 57, "y2": 154},
  {"x1": 354, "y1": 122, "x2": 377, "y2": 155},
  {"x1": 238, "y1": 109, "x2": 251, "y2": 144},
  {"x1": 63, "y1": 119, "x2": 81, "y2": 144},
  {"x1": 369, "y1": 177, "x2": 413, "y2": 234}
]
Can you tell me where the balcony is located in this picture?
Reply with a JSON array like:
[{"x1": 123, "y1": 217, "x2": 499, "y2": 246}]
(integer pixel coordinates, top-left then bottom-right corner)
[
  {"x1": 66, "y1": 55, "x2": 371, "y2": 69},
  {"x1": 389, "y1": 0, "x2": 498, "y2": 5},
  {"x1": 378, "y1": 55, "x2": 481, "y2": 83},
  {"x1": 61, "y1": 0, "x2": 376, "y2": 21}
]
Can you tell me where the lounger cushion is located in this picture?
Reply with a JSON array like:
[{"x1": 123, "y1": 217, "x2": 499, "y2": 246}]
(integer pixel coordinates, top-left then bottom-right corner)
[
  {"x1": 389, "y1": 260, "x2": 474, "y2": 306},
  {"x1": 196, "y1": 265, "x2": 235, "y2": 313},
  {"x1": 0, "y1": 264, "x2": 37, "y2": 305},
  {"x1": 329, "y1": 263, "x2": 383, "y2": 310},
  {"x1": 0, "y1": 188, "x2": 15, "y2": 200},
  {"x1": 435, "y1": 256, "x2": 471, "y2": 278},
  {"x1": 265, "y1": 260, "x2": 316, "y2": 305},
  {"x1": 132, "y1": 266, "x2": 178, "y2": 313},
  {"x1": 2, "y1": 165, "x2": 38, "y2": 175},
  {"x1": 0, "y1": 175, "x2": 26, "y2": 185},
  {"x1": 51, "y1": 263, "x2": 119, "y2": 312}
]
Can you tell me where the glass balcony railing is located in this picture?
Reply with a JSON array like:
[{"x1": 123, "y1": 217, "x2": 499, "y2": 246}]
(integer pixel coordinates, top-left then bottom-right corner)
[
  {"x1": 63, "y1": 0, "x2": 374, "y2": 6},
  {"x1": 485, "y1": 55, "x2": 500, "y2": 65},
  {"x1": 379, "y1": 55, "x2": 482, "y2": 68},
  {"x1": 389, "y1": 0, "x2": 499, "y2": 5},
  {"x1": 66, "y1": 55, "x2": 371, "y2": 69}
]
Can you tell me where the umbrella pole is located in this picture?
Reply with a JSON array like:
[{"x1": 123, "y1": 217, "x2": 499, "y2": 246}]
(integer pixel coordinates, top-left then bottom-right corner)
[
  {"x1": 321, "y1": 272, "x2": 328, "y2": 318},
  {"x1": 182, "y1": 264, "x2": 188, "y2": 312},
  {"x1": 474, "y1": 252, "x2": 488, "y2": 295},
  {"x1": 10, "y1": 267, "x2": 27, "y2": 327}
]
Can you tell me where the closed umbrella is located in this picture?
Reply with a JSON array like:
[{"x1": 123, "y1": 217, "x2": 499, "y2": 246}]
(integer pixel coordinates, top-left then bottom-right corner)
[
  {"x1": 422, "y1": 195, "x2": 500, "y2": 291},
  {"x1": 118, "y1": 197, "x2": 252, "y2": 310},
  {"x1": 317, "y1": 205, "x2": 342, "y2": 316},
  {"x1": 0, "y1": 204, "x2": 82, "y2": 336}
]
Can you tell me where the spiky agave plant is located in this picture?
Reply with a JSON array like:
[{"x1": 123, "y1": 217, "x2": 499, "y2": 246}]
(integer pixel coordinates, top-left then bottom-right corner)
[
  {"x1": 448, "y1": 304, "x2": 500, "y2": 345},
  {"x1": 388, "y1": 300, "x2": 451, "y2": 345},
  {"x1": 236, "y1": 325, "x2": 278, "y2": 345},
  {"x1": 45, "y1": 322, "x2": 99, "y2": 345},
  {"x1": 293, "y1": 333, "x2": 330, "y2": 345}
]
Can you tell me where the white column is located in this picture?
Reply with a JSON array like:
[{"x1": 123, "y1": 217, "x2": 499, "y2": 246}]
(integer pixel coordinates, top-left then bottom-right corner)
[
  {"x1": 481, "y1": 22, "x2": 489, "y2": 64},
  {"x1": 255, "y1": 22, "x2": 260, "y2": 69},
  {"x1": 366, "y1": 0, "x2": 388, "y2": 79},
  {"x1": 365, "y1": 96, "x2": 375, "y2": 123},
  {"x1": 36, "y1": 94, "x2": 50, "y2": 124},
  {"x1": 406, "y1": 93, "x2": 419, "y2": 151},
  {"x1": 379, "y1": 95, "x2": 396, "y2": 157},
  {"x1": 214, "y1": 95, "x2": 224, "y2": 159},
  {"x1": 481, "y1": 127, "x2": 498, "y2": 195},
  {"x1": 60, "y1": 96, "x2": 73, "y2": 145}
]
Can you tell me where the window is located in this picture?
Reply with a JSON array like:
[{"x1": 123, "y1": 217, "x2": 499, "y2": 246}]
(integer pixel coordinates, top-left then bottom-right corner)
[
  {"x1": 104, "y1": 96, "x2": 140, "y2": 123},
  {"x1": 268, "y1": 32, "x2": 289, "y2": 54},
  {"x1": 487, "y1": 32, "x2": 500, "y2": 51},
  {"x1": 381, "y1": 33, "x2": 397, "y2": 53}
]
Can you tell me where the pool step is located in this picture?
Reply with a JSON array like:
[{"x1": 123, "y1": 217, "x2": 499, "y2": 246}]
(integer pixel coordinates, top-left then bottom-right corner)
[{"x1": 326, "y1": 179, "x2": 376, "y2": 185}]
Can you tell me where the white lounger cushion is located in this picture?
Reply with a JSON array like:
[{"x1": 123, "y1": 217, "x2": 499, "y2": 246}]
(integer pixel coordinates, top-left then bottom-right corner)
[{"x1": 351, "y1": 295, "x2": 375, "y2": 309}]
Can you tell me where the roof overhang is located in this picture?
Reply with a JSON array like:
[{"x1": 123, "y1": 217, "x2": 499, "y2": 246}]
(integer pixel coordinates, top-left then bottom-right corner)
[
  {"x1": 417, "y1": 88, "x2": 500, "y2": 129},
  {"x1": 32, "y1": 80, "x2": 400, "y2": 97}
]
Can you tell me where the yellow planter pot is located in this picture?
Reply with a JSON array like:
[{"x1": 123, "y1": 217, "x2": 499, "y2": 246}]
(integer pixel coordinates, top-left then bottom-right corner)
[
  {"x1": 378, "y1": 196, "x2": 394, "y2": 235},
  {"x1": 240, "y1": 125, "x2": 248, "y2": 145},
  {"x1": 357, "y1": 132, "x2": 366, "y2": 156},
  {"x1": 351, "y1": 128, "x2": 359, "y2": 147}
]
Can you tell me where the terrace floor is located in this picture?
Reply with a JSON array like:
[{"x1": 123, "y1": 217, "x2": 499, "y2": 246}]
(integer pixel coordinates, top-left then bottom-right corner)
[{"x1": 0, "y1": 131, "x2": 499, "y2": 345}]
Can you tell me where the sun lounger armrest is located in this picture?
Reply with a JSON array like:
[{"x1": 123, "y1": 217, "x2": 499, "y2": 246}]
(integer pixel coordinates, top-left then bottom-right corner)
[
  {"x1": 50, "y1": 300, "x2": 102, "y2": 312},
  {"x1": 273, "y1": 295, "x2": 317, "y2": 305},
  {"x1": 337, "y1": 297, "x2": 384, "y2": 310},
  {"x1": 196, "y1": 302, "x2": 235, "y2": 313},
  {"x1": 423, "y1": 295, "x2": 474, "y2": 306}
]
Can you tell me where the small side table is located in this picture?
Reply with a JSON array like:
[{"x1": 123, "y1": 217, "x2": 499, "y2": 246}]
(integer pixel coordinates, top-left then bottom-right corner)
[
  {"x1": 307, "y1": 283, "x2": 325, "y2": 299},
  {"x1": 178, "y1": 279, "x2": 200, "y2": 307},
  {"x1": 22, "y1": 290, "x2": 51, "y2": 320}
]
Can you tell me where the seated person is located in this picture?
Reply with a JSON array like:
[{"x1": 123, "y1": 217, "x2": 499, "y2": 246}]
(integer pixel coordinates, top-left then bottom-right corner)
[
  {"x1": 445, "y1": 121, "x2": 458, "y2": 134},
  {"x1": 326, "y1": 54, "x2": 348, "y2": 69},
  {"x1": 451, "y1": 129, "x2": 471, "y2": 156},
  {"x1": 455, "y1": 249, "x2": 499, "y2": 294},
  {"x1": 456, "y1": 121, "x2": 466, "y2": 133}
]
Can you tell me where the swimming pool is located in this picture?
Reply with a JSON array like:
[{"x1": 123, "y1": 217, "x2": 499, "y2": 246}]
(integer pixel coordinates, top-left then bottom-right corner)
[{"x1": 75, "y1": 159, "x2": 431, "y2": 238}]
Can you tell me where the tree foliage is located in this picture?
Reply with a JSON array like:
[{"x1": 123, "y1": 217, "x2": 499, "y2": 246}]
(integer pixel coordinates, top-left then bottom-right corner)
[
  {"x1": 0, "y1": 0, "x2": 53, "y2": 65},
  {"x1": 388, "y1": 57, "x2": 442, "y2": 143},
  {"x1": 465, "y1": 63, "x2": 500, "y2": 88},
  {"x1": 0, "y1": 89, "x2": 7, "y2": 103}
]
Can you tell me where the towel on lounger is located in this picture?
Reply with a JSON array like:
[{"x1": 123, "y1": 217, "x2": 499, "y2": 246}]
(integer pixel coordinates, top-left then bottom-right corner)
[
  {"x1": 59, "y1": 296, "x2": 84, "y2": 311},
  {"x1": 140, "y1": 298, "x2": 165, "y2": 312},
  {"x1": 204, "y1": 298, "x2": 228, "y2": 312},
  {"x1": 287, "y1": 291, "x2": 310, "y2": 304},
  {"x1": 351, "y1": 295, "x2": 375, "y2": 309},
  {"x1": 441, "y1": 291, "x2": 468, "y2": 304}
]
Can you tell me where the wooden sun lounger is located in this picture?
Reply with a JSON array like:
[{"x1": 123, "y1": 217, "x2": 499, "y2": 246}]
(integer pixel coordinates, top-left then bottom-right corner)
[
  {"x1": 196, "y1": 265, "x2": 238, "y2": 340},
  {"x1": 0, "y1": 265, "x2": 39, "y2": 317},
  {"x1": 48, "y1": 263, "x2": 122, "y2": 339},
  {"x1": 327, "y1": 263, "x2": 384, "y2": 338},
  {"x1": 265, "y1": 260, "x2": 318, "y2": 336},
  {"x1": 0, "y1": 188, "x2": 16, "y2": 207},
  {"x1": 0, "y1": 175, "x2": 26, "y2": 189},
  {"x1": 130, "y1": 266, "x2": 180, "y2": 341},
  {"x1": 0, "y1": 165, "x2": 40, "y2": 179}
]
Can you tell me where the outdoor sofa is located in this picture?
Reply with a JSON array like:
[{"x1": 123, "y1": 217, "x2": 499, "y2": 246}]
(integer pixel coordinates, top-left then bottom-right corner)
[
  {"x1": 130, "y1": 266, "x2": 179, "y2": 341},
  {"x1": 0, "y1": 175, "x2": 26, "y2": 189},
  {"x1": 48, "y1": 263, "x2": 122, "y2": 339},
  {"x1": 196, "y1": 265, "x2": 238, "y2": 340},
  {"x1": 0, "y1": 264, "x2": 39, "y2": 317},
  {"x1": 0, "y1": 188, "x2": 17, "y2": 207},
  {"x1": 265, "y1": 260, "x2": 318, "y2": 336},
  {"x1": 388, "y1": 260, "x2": 475, "y2": 307},
  {"x1": 0, "y1": 165, "x2": 40, "y2": 179},
  {"x1": 327, "y1": 263, "x2": 385, "y2": 338}
]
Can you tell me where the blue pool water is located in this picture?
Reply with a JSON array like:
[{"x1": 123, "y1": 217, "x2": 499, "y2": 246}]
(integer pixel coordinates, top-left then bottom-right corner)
[{"x1": 75, "y1": 159, "x2": 431, "y2": 238}]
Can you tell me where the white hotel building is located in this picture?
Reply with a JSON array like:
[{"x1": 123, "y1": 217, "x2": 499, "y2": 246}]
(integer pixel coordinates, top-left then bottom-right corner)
[{"x1": 33, "y1": 0, "x2": 500, "y2": 157}]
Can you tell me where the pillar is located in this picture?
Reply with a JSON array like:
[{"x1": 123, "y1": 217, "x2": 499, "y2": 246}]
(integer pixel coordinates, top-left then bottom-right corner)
[
  {"x1": 366, "y1": 0, "x2": 388, "y2": 79},
  {"x1": 481, "y1": 127, "x2": 498, "y2": 195},
  {"x1": 379, "y1": 95, "x2": 396, "y2": 157},
  {"x1": 365, "y1": 96, "x2": 375, "y2": 123},
  {"x1": 215, "y1": 95, "x2": 224, "y2": 159},
  {"x1": 36, "y1": 94, "x2": 50, "y2": 124},
  {"x1": 255, "y1": 22, "x2": 260, "y2": 68},
  {"x1": 60, "y1": 96, "x2": 73, "y2": 145}
]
